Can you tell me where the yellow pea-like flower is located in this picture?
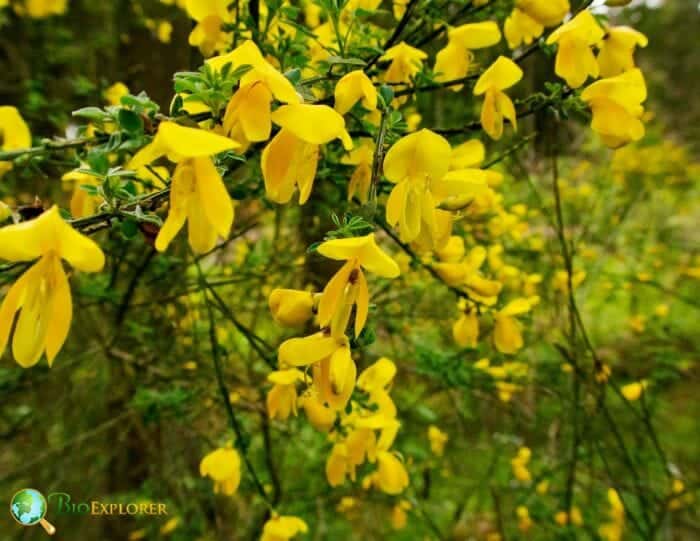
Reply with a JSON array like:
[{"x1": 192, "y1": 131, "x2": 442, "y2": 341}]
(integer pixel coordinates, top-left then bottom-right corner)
[
  {"x1": 185, "y1": 0, "x2": 232, "y2": 57},
  {"x1": 504, "y1": 0, "x2": 570, "y2": 49},
  {"x1": 266, "y1": 369, "x2": 305, "y2": 420},
  {"x1": 494, "y1": 298, "x2": 532, "y2": 354},
  {"x1": 428, "y1": 425, "x2": 448, "y2": 456},
  {"x1": 546, "y1": 10, "x2": 605, "y2": 88},
  {"x1": 261, "y1": 515, "x2": 308, "y2": 541},
  {"x1": 209, "y1": 41, "x2": 301, "y2": 145},
  {"x1": 581, "y1": 69, "x2": 647, "y2": 148},
  {"x1": 0, "y1": 106, "x2": 31, "y2": 176},
  {"x1": 129, "y1": 121, "x2": 238, "y2": 254},
  {"x1": 262, "y1": 104, "x2": 352, "y2": 205},
  {"x1": 474, "y1": 57, "x2": 523, "y2": 140},
  {"x1": 317, "y1": 233, "x2": 400, "y2": 338},
  {"x1": 380, "y1": 42, "x2": 427, "y2": 86},
  {"x1": 597, "y1": 26, "x2": 648, "y2": 78},
  {"x1": 199, "y1": 446, "x2": 241, "y2": 495},
  {"x1": 0, "y1": 206, "x2": 105, "y2": 368},
  {"x1": 268, "y1": 288, "x2": 315, "y2": 327},
  {"x1": 334, "y1": 70, "x2": 377, "y2": 115},
  {"x1": 375, "y1": 450, "x2": 410, "y2": 494},
  {"x1": 341, "y1": 138, "x2": 375, "y2": 204}
]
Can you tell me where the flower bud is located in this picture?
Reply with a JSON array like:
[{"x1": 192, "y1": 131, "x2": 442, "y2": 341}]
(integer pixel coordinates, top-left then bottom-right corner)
[{"x1": 268, "y1": 288, "x2": 314, "y2": 326}]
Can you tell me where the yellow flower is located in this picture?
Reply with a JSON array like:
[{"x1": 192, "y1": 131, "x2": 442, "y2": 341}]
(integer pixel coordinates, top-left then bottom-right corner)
[
  {"x1": 278, "y1": 333, "x2": 354, "y2": 410},
  {"x1": 334, "y1": 70, "x2": 377, "y2": 115},
  {"x1": 160, "y1": 517, "x2": 180, "y2": 535},
  {"x1": 0, "y1": 106, "x2": 31, "y2": 176},
  {"x1": 62, "y1": 168, "x2": 100, "y2": 218},
  {"x1": 342, "y1": 138, "x2": 374, "y2": 203},
  {"x1": 267, "y1": 369, "x2": 305, "y2": 420},
  {"x1": 504, "y1": 0, "x2": 569, "y2": 48},
  {"x1": 391, "y1": 500, "x2": 411, "y2": 529},
  {"x1": 380, "y1": 42, "x2": 427, "y2": 86},
  {"x1": 357, "y1": 356, "x2": 397, "y2": 393},
  {"x1": 0, "y1": 206, "x2": 105, "y2": 367},
  {"x1": 453, "y1": 307, "x2": 479, "y2": 348},
  {"x1": 621, "y1": 380, "x2": 647, "y2": 401},
  {"x1": 474, "y1": 57, "x2": 523, "y2": 140},
  {"x1": 581, "y1": 69, "x2": 647, "y2": 148},
  {"x1": 546, "y1": 10, "x2": 604, "y2": 88},
  {"x1": 375, "y1": 450, "x2": 410, "y2": 494},
  {"x1": 104, "y1": 82, "x2": 129, "y2": 106},
  {"x1": 428, "y1": 425, "x2": 448, "y2": 456},
  {"x1": 597, "y1": 27, "x2": 648, "y2": 78},
  {"x1": 434, "y1": 22, "x2": 501, "y2": 90},
  {"x1": 516, "y1": 506, "x2": 533, "y2": 533},
  {"x1": 511, "y1": 446, "x2": 532, "y2": 483},
  {"x1": 552, "y1": 269, "x2": 586, "y2": 294},
  {"x1": 449, "y1": 140, "x2": 485, "y2": 170},
  {"x1": 156, "y1": 21, "x2": 173, "y2": 43},
  {"x1": 317, "y1": 233, "x2": 400, "y2": 338},
  {"x1": 268, "y1": 288, "x2": 315, "y2": 327},
  {"x1": 199, "y1": 446, "x2": 241, "y2": 495},
  {"x1": 392, "y1": 0, "x2": 408, "y2": 19},
  {"x1": 261, "y1": 515, "x2": 308, "y2": 541},
  {"x1": 599, "y1": 488, "x2": 625, "y2": 541},
  {"x1": 298, "y1": 391, "x2": 336, "y2": 431},
  {"x1": 185, "y1": 0, "x2": 232, "y2": 56},
  {"x1": 385, "y1": 130, "x2": 490, "y2": 244},
  {"x1": 262, "y1": 104, "x2": 353, "y2": 204},
  {"x1": 494, "y1": 298, "x2": 532, "y2": 354},
  {"x1": 211, "y1": 41, "x2": 301, "y2": 144},
  {"x1": 14, "y1": 0, "x2": 68, "y2": 17},
  {"x1": 129, "y1": 121, "x2": 238, "y2": 253}
]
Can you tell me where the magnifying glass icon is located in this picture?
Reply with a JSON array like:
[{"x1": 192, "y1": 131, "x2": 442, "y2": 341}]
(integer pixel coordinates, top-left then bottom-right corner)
[{"x1": 10, "y1": 488, "x2": 56, "y2": 535}]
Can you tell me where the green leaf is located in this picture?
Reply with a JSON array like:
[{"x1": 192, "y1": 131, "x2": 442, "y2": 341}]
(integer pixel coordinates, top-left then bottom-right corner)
[
  {"x1": 326, "y1": 55, "x2": 367, "y2": 67},
  {"x1": 118, "y1": 109, "x2": 144, "y2": 135}
]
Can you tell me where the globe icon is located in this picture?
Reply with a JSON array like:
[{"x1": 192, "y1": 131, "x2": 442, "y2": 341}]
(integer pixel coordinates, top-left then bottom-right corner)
[{"x1": 10, "y1": 489, "x2": 55, "y2": 535}]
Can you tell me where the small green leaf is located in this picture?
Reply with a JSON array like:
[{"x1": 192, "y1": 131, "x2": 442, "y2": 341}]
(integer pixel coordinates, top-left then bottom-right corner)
[{"x1": 118, "y1": 109, "x2": 144, "y2": 134}]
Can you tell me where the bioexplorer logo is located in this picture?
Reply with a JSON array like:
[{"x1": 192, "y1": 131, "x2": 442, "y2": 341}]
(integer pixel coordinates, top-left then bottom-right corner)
[{"x1": 10, "y1": 488, "x2": 168, "y2": 535}]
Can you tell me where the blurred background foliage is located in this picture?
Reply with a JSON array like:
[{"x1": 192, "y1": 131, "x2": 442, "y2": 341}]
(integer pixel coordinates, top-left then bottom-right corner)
[{"x1": 0, "y1": 1, "x2": 698, "y2": 540}]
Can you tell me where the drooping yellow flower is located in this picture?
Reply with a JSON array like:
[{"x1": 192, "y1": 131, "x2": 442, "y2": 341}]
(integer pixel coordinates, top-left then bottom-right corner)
[
  {"x1": 14, "y1": 0, "x2": 68, "y2": 17},
  {"x1": 391, "y1": 500, "x2": 410, "y2": 529},
  {"x1": 129, "y1": 121, "x2": 238, "y2": 253},
  {"x1": 384, "y1": 130, "x2": 490, "y2": 244},
  {"x1": 0, "y1": 206, "x2": 105, "y2": 367},
  {"x1": 392, "y1": 0, "x2": 408, "y2": 19},
  {"x1": 278, "y1": 332, "x2": 354, "y2": 410},
  {"x1": 597, "y1": 27, "x2": 648, "y2": 78},
  {"x1": 494, "y1": 298, "x2": 532, "y2": 354},
  {"x1": 0, "y1": 106, "x2": 31, "y2": 176},
  {"x1": 342, "y1": 138, "x2": 374, "y2": 203},
  {"x1": 261, "y1": 104, "x2": 353, "y2": 204},
  {"x1": 581, "y1": 69, "x2": 647, "y2": 148},
  {"x1": 449, "y1": 139, "x2": 485, "y2": 170},
  {"x1": 298, "y1": 391, "x2": 336, "y2": 431},
  {"x1": 268, "y1": 288, "x2": 315, "y2": 326},
  {"x1": 200, "y1": 446, "x2": 241, "y2": 495},
  {"x1": 261, "y1": 515, "x2": 308, "y2": 541},
  {"x1": 599, "y1": 488, "x2": 625, "y2": 541},
  {"x1": 357, "y1": 356, "x2": 397, "y2": 394},
  {"x1": 621, "y1": 380, "x2": 647, "y2": 401},
  {"x1": 434, "y1": 22, "x2": 501, "y2": 90},
  {"x1": 62, "y1": 168, "x2": 99, "y2": 218},
  {"x1": 375, "y1": 451, "x2": 410, "y2": 494},
  {"x1": 317, "y1": 233, "x2": 400, "y2": 338},
  {"x1": 546, "y1": 10, "x2": 605, "y2": 88},
  {"x1": 516, "y1": 506, "x2": 533, "y2": 533},
  {"x1": 267, "y1": 369, "x2": 305, "y2": 420},
  {"x1": 104, "y1": 82, "x2": 129, "y2": 106},
  {"x1": 210, "y1": 41, "x2": 301, "y2": 144},
  {"x1": 474, "y1": 57, "x2": 523, "y2": 140},
  {"x1": 427, "y1": 425, "x2": 448, "y2": 456},
  {"x1": 185, "y1": 0, "x2": 232, "y2": 56},
  {"x1": 334, "y1": 70, "x2": 377, "y2": 115},
  {"x1": 511, "y1": 446, "x2": 532, "y2": 483},
  {"x1": 504, "y1": 0, "x2": 569, "y2": 48},
  {"x1": 453, "y1": 304, "x2": 479, "y2": 348},
  {"x1": 381, "y1": 42, "x2": 427, "y2": 86}
]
